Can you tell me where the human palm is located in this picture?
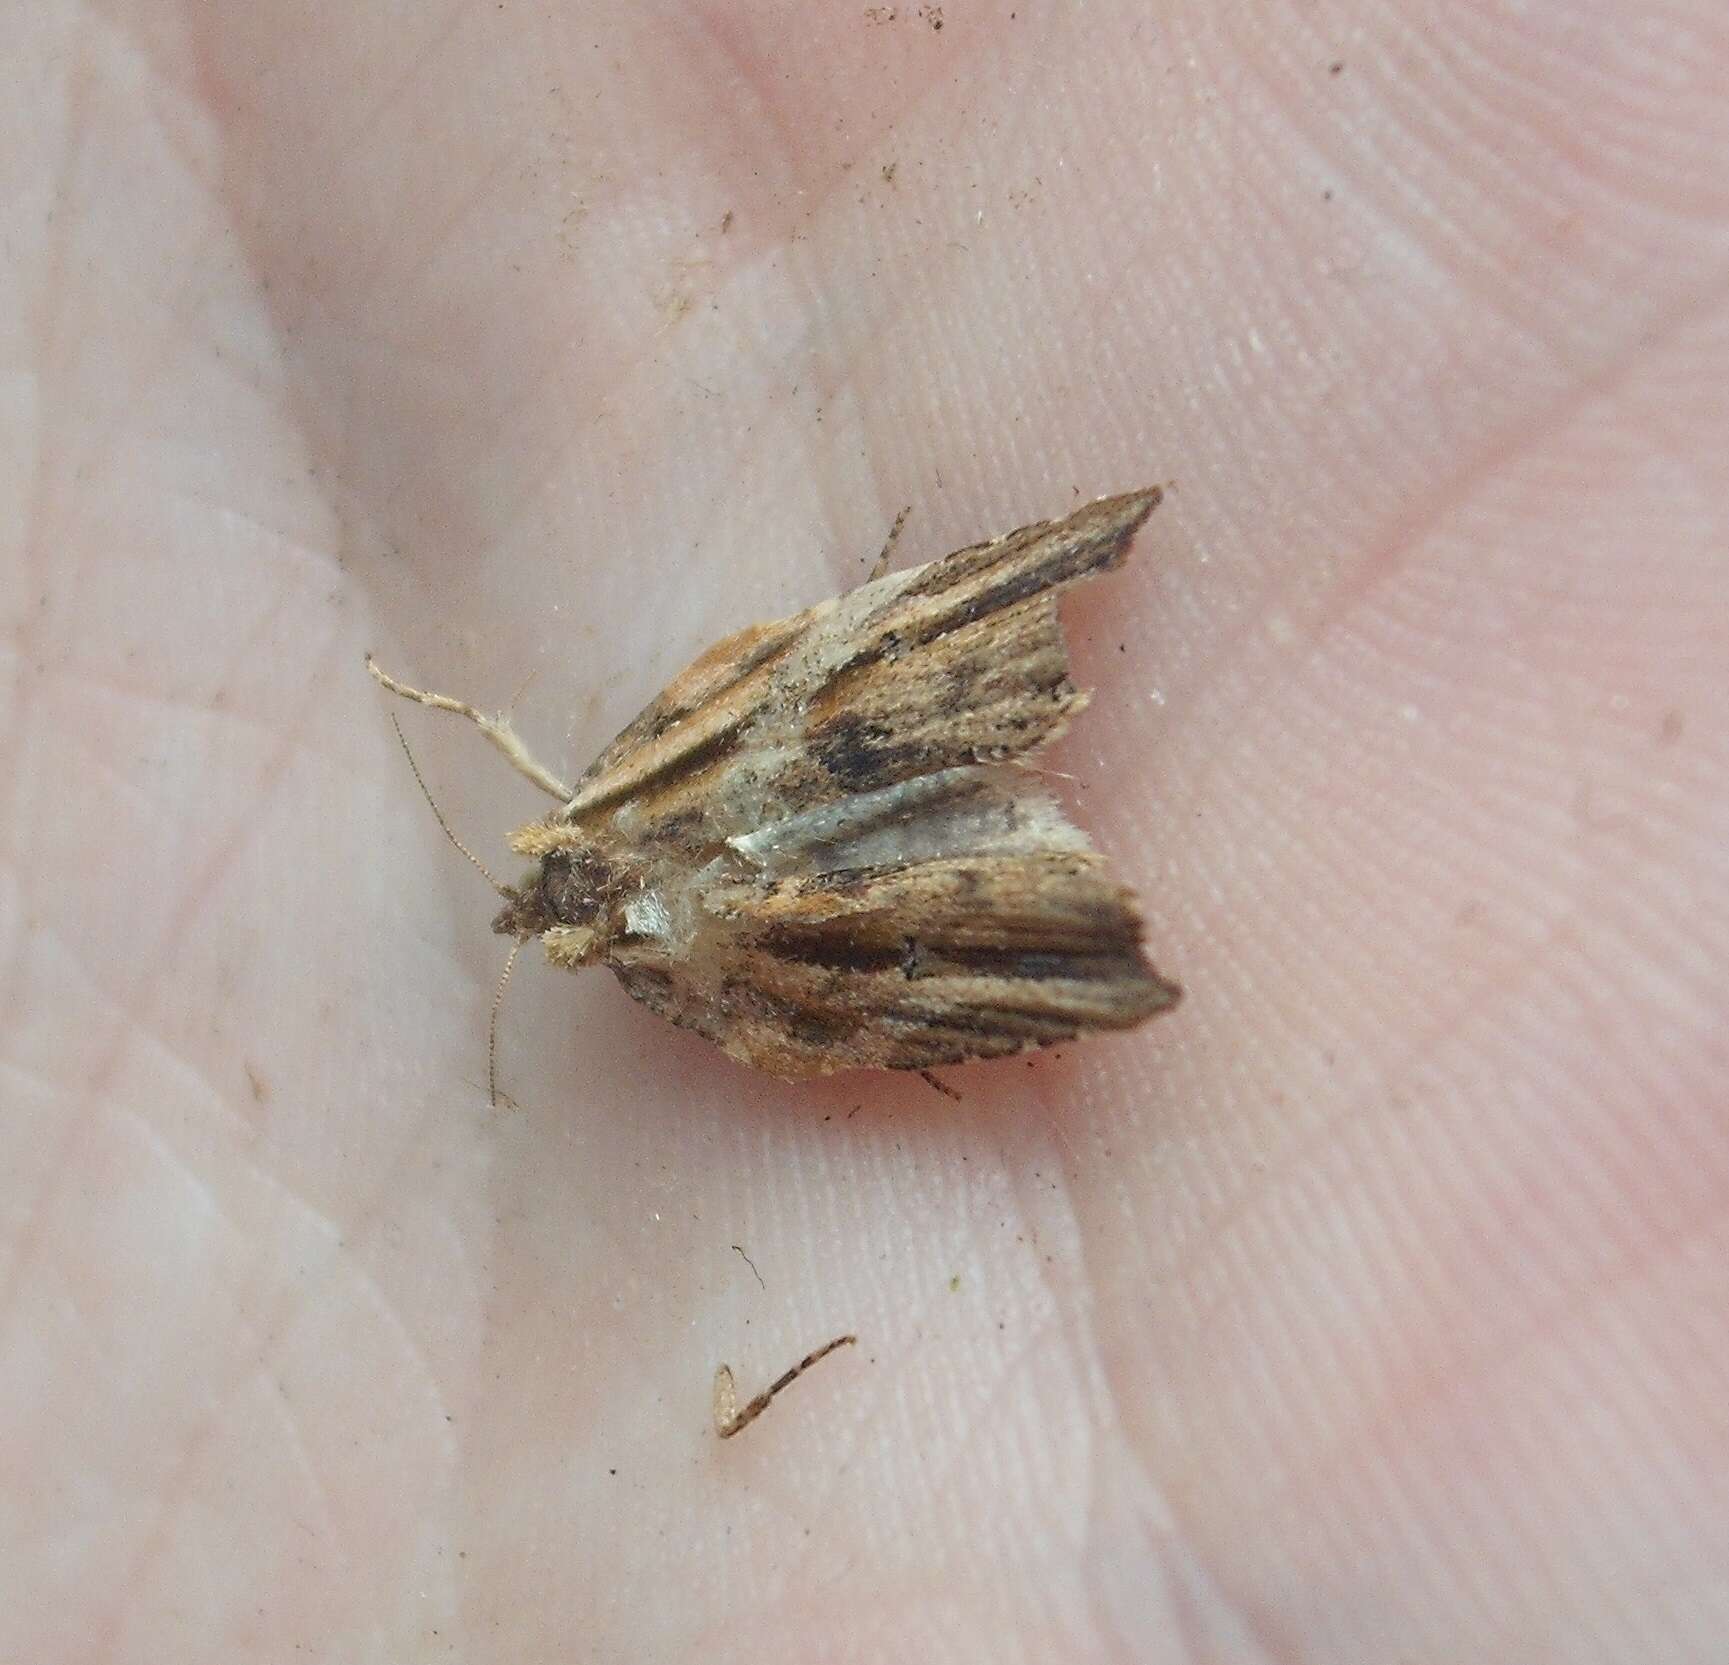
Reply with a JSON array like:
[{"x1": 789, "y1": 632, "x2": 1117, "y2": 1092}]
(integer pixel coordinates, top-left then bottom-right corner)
[{"x1": 8, "y1": 3, "x2": 1728, "y2": 1660}]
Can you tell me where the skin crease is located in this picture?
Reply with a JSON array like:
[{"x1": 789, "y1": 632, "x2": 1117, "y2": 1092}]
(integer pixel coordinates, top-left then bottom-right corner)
[{"x1": 3, "y1": 0, "x2": 1727, "y2": 1660}]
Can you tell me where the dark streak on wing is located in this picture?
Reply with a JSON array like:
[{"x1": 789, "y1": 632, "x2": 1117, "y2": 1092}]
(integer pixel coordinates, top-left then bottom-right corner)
[
  {"x1": 898, "y1": 488, "x2": 1159, "y2": 633},
  {"x1": 807, "y1": 712, "x2": 940, "y2": 793},
  {"x1": 667, "y1": 851, "x2": 1181, "y2": 1075},
  {"x1": 893, "y1": 488, "x2": 1157, "y2": 632},
  {"x1": 756, "y1": 924, "x2": 1148, "y2": 986},
  {"x1": 795, "y1": 491, "x2": 1159, "y2": 796},
  {"x1": 559, "y1": 611, "x2": 812, "y2": 826},
  {"x1": 558, "y1": 490, "x2": 1161, "y2": 846},
  {"x1": 594, "y1": 613, "x2": 808, "y2": 762},
  {"x1": 756, "y1": 925, "x2": 905, "y2": 976},
  {"x1": 912, "y1": 943, "x2": 1146, "y2": 983},
  {"x1": 878, "y1": 1002, "x2": 1083, "y2": 1042}
]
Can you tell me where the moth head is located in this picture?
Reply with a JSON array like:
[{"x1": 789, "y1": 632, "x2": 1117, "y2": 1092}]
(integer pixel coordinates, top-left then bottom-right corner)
[
  {"x1": 490, "y1": 847, "x2": 610, "y2": 942},
  {"x1": 491, "y1": 876, "x2": 554, "y2": 940}
]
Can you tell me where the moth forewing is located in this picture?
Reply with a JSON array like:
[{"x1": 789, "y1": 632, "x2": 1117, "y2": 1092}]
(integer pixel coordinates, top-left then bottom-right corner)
[{"x1": 370, "y1": 489, "x2": 1181, "y2": 1084}]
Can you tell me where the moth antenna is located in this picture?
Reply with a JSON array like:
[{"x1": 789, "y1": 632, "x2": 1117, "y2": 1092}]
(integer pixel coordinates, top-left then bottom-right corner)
[
  {"x1": 489, "y1": 938, "x2": 523, "y2": 1111},
  {"x1": 384, "y1": 712, "x2": 510, "y2": 897},
  {"x1": 866, "y1": 505, "x2": 913, "y2": 583},
  {"x1": 366, "y1": 653, "x2": 575, "y2": 801},
  {"x1": 713, "y1": 1333, "x2": 858, "y2": 1439}
]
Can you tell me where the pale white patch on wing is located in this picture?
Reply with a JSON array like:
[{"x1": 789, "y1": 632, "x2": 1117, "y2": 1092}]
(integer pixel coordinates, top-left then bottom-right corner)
[
  {"x1": 727, "y1": 765, "x2": 1092, "y2": 877},
  {"x1": 623, "y1": 889, "x2": 674, "y2": 940}
]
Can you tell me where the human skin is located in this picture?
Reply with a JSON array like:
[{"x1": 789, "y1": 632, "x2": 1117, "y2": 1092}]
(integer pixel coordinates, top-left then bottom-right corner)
[{"x1": 5, "y1": 2, "x2": 1728, "y2": 1660}]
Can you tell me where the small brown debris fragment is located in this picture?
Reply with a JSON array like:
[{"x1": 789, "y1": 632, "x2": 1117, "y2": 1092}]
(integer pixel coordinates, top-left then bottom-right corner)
[
  {"x1": 713, "y1": 1333, "x2": 858, "y2": 1439},
  {"x1": 732, "y1": 1244, "x2": 765, "y2": 1290}
]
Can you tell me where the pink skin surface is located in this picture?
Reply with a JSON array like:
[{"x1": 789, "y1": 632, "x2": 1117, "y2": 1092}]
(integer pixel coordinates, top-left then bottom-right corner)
[{"x1": 6, "y1": 2, "x2": 1729, "y2": 1660}]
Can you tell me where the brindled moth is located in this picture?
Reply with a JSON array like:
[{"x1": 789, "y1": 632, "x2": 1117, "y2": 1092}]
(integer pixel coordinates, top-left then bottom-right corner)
[{"x1": 369, "y1": 489, "x2": 1181, "y2": 1091}]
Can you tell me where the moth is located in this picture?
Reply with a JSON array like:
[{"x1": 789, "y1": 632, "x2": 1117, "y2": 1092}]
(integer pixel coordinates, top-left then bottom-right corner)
[{"x1": 369, "y1": 489, "x2": 1181, "y2": 1088}]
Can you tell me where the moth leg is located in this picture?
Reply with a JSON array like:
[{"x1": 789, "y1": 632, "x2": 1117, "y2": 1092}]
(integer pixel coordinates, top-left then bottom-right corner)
[
  {"x1": 866, "y1": 506, "x2": 912, "y2": 583},
  {"x1": 713, "y1": 1333, "x2": 858, "y2": 1439},
  {"x1": 366, "y1": 655, "x2": 574, "y2": 800},
  {"x1": 918, "y1": 1069, "x2": 963, "y2": 1102}
]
